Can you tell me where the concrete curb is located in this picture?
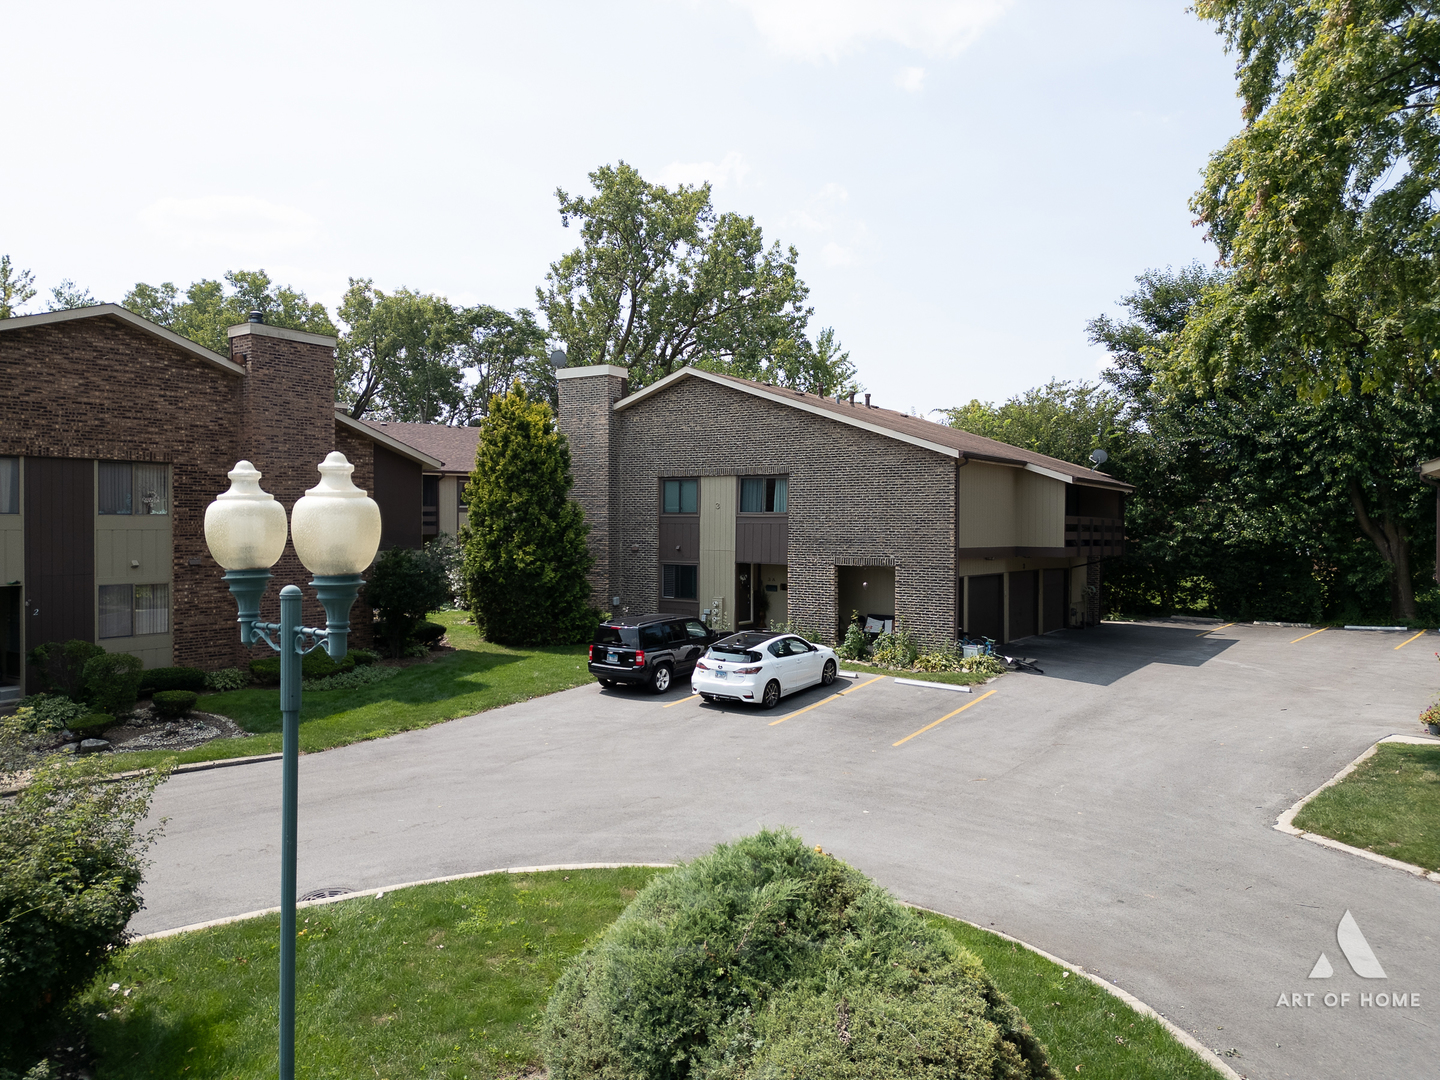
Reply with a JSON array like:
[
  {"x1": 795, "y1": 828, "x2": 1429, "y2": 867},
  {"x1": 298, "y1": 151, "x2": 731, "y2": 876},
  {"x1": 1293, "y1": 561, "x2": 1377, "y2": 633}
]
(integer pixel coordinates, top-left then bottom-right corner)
[
  {"x1": 0, "y1": 751, "x2": 284, "y2": 797},
  {"x1": 1275, "y1": 734, "x2": 1440, "y2": 884},
  {"x1": 134, "y1": 864, "x2": 1236, "y2": 1076}
]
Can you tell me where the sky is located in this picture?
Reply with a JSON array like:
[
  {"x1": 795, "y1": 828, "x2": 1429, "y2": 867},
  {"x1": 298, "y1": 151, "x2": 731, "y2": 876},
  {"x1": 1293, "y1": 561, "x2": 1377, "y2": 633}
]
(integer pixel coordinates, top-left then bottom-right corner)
[{"x1": 1, "y1": 0, "x2": 1241, "y2": 414}]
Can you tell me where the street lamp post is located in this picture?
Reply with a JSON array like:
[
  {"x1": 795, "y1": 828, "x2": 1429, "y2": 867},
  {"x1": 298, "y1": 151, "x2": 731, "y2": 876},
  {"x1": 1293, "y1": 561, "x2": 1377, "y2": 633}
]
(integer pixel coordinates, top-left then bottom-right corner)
[{"x1": 204, "y1": 453, "x2": 381, "y2": 1080}]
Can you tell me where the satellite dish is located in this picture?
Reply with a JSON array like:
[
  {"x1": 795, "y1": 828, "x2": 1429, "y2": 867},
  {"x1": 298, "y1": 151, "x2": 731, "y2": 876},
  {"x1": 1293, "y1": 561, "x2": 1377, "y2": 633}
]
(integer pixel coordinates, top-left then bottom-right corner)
[
  {"x1": 548, "y1": 349, "x2": 568, "y2": 370},
  {"x1": 1089, "y1": 449, "x2": 1109, "y2": 468}
]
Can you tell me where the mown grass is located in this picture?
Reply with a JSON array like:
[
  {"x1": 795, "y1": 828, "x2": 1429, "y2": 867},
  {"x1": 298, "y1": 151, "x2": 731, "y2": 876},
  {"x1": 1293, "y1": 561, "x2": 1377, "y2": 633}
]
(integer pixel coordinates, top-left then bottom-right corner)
[
  {"x1": 1292, "y1": 742, "x2": 1440, "y2": 872},
  {"x1": 110, "y1": 611, "x2": 591, "y2": 772},
  {"x1": 71, "y1": 871, "x2": 1217, "y2": 1080}
]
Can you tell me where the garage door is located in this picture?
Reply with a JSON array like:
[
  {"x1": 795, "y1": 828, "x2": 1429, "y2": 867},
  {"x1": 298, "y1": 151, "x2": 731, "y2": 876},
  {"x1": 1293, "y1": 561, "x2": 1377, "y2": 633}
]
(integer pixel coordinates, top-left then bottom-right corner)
[
  {"x1": 1043, "y1": 568, "x2": 1067, "y2": 633},
  {"x1": 967, "y1": 573, "x2": 1003, "y2": 643},
  {"x1": 1008, "y1": 570, "x2": 1037, "y2": 640}
]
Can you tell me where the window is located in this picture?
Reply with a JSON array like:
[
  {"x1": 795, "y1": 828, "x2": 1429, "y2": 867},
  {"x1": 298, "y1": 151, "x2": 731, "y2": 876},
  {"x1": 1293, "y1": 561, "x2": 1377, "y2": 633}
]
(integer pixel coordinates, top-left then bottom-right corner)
[
  {"x1": 662, "y1": 564, "x2": 698, "y2": 599},
  {"x1": 99, "y1": 583, "x2": 169, "y2": 638},
  {"x1": 740, "y1": 477, "x2": 787, "y2": 513},
  {"x1": 0, "y1": 457, "x2": 16, "y2": 515},
  {"x1": 99, "y1": 462, "x2": 169, "y2": 516},
  {"x1": 640, "y1": 623, "x2": 668, "y2": 648},
  {"x1": 685, "y1": 619, "x2": 709, "y2": 641},
  {"x1": 662, "y1": 478, "x2": 698, "y2": 514}
]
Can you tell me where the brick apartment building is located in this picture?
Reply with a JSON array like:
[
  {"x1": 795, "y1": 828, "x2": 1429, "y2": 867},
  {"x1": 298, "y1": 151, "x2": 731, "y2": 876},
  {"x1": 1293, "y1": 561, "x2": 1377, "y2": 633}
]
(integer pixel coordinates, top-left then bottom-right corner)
[
  {"x1": 556, "y1": 364, "x2": 1130, "y2": 646},
  {"x1": 0, "y1": 304, "x2": 441, "y2": 700}
]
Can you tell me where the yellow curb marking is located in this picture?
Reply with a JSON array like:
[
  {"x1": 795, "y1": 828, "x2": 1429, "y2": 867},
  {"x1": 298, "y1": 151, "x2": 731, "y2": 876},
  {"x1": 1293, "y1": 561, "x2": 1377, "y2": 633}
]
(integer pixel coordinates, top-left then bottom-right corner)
[
  {"x1": 1395, "y1": 629, "x2": 1428, "y2": 651},
  {"x1": 769, "y1": 675, "x2": 885, "y2": 726},
  {"x1": 893, "y1": 689, "x2": 998, "y2": 747},
  {"x1": 1290, "y1": 627, "x2": 1327, "y2": 644},
  {"x1": 1197, "y1": 623, "x2": 1234, "y2": 637}
]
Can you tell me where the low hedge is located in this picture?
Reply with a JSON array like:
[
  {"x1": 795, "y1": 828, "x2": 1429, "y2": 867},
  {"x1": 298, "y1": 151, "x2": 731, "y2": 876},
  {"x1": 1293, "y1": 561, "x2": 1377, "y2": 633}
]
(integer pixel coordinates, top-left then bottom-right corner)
[
  {"x1": 412, "y1": 620, "x2": 447, "y2": 646},
  {"x1": 152, "y1": 690, "x2": 198, "y2": 719},
  {"x1": 138, "y1": 666, "x2": 206, "y2": 695},
  {"x1": 81, "y1": 652, "x2": 143, "y2": 718},
  {"x1": 543, "y1": 830, "x2": 1058, "y2": 1080},
  {"x1": 68, "y1": 714, "x2": 116, "y2": 736},
  {"x1": 250, "y1": 649, "x2": 356, "y2": 686}
]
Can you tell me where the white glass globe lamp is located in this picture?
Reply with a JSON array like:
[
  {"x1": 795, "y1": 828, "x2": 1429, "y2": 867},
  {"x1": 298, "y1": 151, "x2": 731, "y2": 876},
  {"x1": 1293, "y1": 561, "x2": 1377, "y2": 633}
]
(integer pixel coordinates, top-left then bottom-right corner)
[
  {"x1": 204, "y1": 461, "x2": 288, "y2": 570},
  {"x1": 290, "y1": 452, "x2": 382, "y2": 577}
]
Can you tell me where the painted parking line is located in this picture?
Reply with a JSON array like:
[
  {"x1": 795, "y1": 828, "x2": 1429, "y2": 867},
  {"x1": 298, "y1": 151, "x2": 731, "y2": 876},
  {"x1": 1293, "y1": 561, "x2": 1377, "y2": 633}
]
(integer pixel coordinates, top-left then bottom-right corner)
[
  {"x1": 893, "y1": 689, "x2": 998, "y2": 747},
  {"x1": 1197, "y1": 623, "x2": 1234, "y2": 637},
  {"x1": 662, "y1": 692, "x2": 700, "y2": 708},
  {"x1": 1290, "y1": 627, "x2": 1327, "y2": 644},
  {"x1": 1395, "y1": 629, "x2": 1428, "y2": 651},
  {"x1": 768, "y1": 675, "x2": 885, "y2": 727}
]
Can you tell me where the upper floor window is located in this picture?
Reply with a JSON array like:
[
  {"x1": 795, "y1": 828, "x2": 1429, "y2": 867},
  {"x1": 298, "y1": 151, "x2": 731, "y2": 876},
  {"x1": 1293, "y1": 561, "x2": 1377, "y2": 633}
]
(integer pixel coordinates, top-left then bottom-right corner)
[
  {"x1": 662, "y1": 478, "x2": 698, "y2": 514},
  {"x1": 99, "y1": 462, "x2": 169, "y2": 516},
  {"x1": 0, "y1": 457, "x2": 17, "y2": 514},
  {"x1": 740, "y1": 476, "x2": 787, "y2": 514}
]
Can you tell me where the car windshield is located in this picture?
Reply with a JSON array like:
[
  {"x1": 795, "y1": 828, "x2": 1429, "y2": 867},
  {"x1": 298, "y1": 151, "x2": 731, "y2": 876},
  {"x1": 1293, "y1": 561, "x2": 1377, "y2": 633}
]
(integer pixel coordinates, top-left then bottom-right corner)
[{"x1": 593, "y1": 624, "x2": 639, "y2": 647}]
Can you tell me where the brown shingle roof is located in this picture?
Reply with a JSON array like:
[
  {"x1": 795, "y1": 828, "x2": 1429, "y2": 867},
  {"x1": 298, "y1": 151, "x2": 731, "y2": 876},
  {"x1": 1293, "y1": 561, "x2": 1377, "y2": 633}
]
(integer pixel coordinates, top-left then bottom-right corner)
[
  {"x1": 352, "y1": 419, "x2": 480, "y2": 474},
  {"x1": 615, "y1": 368, "x2": 1132, "y2": 490}
]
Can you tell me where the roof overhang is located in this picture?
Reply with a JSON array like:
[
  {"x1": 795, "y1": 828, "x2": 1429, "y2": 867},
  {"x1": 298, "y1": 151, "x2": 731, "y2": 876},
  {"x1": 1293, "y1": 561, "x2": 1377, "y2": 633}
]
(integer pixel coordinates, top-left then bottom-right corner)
[
  {"x1": 334, "y1": 410, "x2": 444, "y2": 470},
  {"x1": 0, "y1": 304, "x2": 245, "y2": 376},
  {"x1": 1420, "y1": 456, "x2": 1440, "y2": 485}
]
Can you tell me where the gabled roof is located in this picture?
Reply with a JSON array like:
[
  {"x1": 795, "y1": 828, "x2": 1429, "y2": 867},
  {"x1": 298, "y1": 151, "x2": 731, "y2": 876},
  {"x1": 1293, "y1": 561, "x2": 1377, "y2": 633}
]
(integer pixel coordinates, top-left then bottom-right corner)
[
  {"x1": 349, "y1": 419, "x2": 480, "y2": 474},
  {"x1": 614, "y1": 367, "x2": 1133, "y2": 491},
  {"x1": 0, "y1": 304, "x2": 246, "y2": 376},
  {"x1": 334, "y1": 411, "x2": 444, "y2": 470}
]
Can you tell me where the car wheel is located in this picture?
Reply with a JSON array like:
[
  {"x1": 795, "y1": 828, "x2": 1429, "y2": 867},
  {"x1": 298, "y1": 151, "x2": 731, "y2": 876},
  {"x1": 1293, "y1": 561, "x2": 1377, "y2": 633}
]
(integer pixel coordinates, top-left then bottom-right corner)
[
  {"x1": 761, "y1": 680, "x2": 781, "y2": 709},
  {"x1": 821, "y1": 659, "x2": 837, "y2": 686},
  {"x1": 650, "y1": 663, "x2": 673, "y2": 694}
]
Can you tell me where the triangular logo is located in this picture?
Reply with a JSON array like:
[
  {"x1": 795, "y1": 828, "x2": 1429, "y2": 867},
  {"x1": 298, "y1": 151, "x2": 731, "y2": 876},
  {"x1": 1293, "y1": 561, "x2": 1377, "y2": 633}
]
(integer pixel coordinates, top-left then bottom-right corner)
[
  {"x1": 1308, "y1": 952, "x2": 1333, "y2": 979},
  {"x1": 1336, "y1": 910, "x2": 1386, "y2": 979}
]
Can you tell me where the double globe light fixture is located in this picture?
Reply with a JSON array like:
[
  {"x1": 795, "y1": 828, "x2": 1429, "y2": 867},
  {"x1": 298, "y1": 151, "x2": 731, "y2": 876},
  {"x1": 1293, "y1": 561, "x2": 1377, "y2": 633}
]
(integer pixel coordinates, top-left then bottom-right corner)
[{"x1": 203, "y1": 452, "x2": 381, "y2": 1080}]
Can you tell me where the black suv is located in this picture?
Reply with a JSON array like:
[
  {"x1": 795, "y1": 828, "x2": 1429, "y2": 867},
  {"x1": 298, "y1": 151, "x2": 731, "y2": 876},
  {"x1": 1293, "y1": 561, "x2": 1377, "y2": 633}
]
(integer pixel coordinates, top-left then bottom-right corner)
[{"x1": 589, "y1": 614, "x2": 718, "y2": 693}]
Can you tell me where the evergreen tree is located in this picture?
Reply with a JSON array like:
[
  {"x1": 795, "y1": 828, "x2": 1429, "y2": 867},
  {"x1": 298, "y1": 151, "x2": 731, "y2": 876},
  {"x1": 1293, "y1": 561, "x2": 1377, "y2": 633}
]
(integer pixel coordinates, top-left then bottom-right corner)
[{"x1": 461, "y1": 385, "x2": 596, "y2": 645}]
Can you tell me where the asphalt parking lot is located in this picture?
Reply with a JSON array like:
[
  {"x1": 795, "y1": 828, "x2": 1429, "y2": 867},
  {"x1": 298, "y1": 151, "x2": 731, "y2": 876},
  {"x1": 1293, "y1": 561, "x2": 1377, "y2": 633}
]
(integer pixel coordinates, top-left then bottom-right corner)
[{"x1": 139, "y1": 620, "x2": 1439, "y2": 1080}]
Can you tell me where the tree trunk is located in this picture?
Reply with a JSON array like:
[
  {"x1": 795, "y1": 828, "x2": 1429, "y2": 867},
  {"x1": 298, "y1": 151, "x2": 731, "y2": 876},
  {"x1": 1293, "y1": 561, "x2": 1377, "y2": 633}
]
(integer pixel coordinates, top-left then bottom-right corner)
[{"x1": 1346, "y1": 478, "x2": 1418, "y2": 621}]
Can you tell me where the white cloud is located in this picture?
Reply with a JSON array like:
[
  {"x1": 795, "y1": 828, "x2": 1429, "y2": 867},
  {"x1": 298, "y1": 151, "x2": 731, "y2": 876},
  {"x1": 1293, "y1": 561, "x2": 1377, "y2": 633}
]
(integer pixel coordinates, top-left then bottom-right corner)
[
  {"x1": 784, "y1": 182, "x2": 850, "y2": 233},
  {"x1": 655, "y1": 151, "x2": 752, "y2": 190},
  {"x1": 821, "y1": 242, "x2": 859, "y2": 267},
  {"x1": 895, "y1": 66, "x2": 926, "y2": 92},
  {"x1": 139, "y1": 195, "x2": 320, "y2": 254},
  {"x1": 727, "y1": 0, "x2": 1011, "y2": 62},
  {"x1": 784, "y1": 183, "x2": 866, "y2": 268}
]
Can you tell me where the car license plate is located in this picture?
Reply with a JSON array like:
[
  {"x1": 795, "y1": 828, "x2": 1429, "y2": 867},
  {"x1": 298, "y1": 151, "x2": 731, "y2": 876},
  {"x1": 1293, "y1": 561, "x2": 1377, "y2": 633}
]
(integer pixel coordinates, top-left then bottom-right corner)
[
  {"x1": 714, "y1": 670, "x2": 727, "y2": 680},
  {"x1": 606, "y1": 651, "x2": 619, "y2": 664}
]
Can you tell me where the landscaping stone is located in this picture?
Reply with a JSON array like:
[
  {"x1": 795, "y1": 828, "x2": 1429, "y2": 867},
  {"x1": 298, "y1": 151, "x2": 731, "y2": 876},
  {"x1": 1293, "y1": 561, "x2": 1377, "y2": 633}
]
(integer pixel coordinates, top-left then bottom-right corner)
[{"x1": 78, "y1": 739, "x2": 111, "y2": 755}]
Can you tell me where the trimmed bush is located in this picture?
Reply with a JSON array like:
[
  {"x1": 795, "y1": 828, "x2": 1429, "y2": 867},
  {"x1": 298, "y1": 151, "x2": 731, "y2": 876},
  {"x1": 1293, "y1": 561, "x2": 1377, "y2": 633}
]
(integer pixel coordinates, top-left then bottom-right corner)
[
  {"x1": 347, "y1": 649, "x2": 379, "y2": 667},
  {"x1": 250, "y1": 649, "x2": 356, "y2": 687},
  {"x1": 25, "y1": 640, "x2": 105, "y2": 699},
  {"x1": 367, "y1": 546, "x2": 451, "y2": 657},
  {"x1": 412, "y1": 620, "x2": 447, "y2": 646},
  {"x1": 137, "y1": 667, "x2": 206, "y2": 695},
  {"x1": 80, "y1": 652, "x2": 144, "y2": 718},
  {"x1": 13, "y1": 695, "x2": 87, "y2": 733},
  {"x1": 68, "y1": 714, "x2": 116, "y2": 736},
  {"x1": 542, "y1": 830, "x2": 1057, "y2": 1080},
  {"x1": 304, "y1": 664, "x2": 402, "y2": 692},
  {"x1": 152, "y1": 691, "x2": 198, "y2": 719},
  {"x1": 203, "y1": 667, "x2": 249, "y2": 692}
]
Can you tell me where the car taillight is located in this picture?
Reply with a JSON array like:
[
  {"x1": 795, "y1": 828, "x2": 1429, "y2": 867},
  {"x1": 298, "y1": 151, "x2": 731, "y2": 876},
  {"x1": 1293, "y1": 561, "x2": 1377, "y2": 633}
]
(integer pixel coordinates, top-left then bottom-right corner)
[
  {"x1": 588, "y1": 644, "x2": 594, "y2": 661},
  {"x1": 635, "y1": 649, "x2": 646, "y2": 667},
  {"x1": 735, "y1": 665, "x2": 762, "y2": 674},
  {"x1": 695, "y1": 660, "x2": 708, "y2": 670}
]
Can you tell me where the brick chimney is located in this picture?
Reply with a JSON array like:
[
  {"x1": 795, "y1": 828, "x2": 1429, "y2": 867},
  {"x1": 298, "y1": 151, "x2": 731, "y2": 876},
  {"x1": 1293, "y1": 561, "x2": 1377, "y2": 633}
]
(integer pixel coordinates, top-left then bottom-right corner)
[{"x1": 556, "y1": 364, "x2": 628, "y2": 608}]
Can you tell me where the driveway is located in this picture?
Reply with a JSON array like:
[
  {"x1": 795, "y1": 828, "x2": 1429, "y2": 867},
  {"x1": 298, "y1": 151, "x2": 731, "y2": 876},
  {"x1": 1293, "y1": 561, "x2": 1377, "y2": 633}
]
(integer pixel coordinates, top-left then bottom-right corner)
[{"x1": 138, "y1": 621, "x2": 1439, "y2": 1079}]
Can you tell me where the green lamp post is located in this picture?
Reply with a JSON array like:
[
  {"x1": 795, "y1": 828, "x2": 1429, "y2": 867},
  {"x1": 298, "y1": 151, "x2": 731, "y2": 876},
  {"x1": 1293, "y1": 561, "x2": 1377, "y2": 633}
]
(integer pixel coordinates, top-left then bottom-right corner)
[{"x1": 204, "y1": 453, "x2": 381, "y2": 1080}]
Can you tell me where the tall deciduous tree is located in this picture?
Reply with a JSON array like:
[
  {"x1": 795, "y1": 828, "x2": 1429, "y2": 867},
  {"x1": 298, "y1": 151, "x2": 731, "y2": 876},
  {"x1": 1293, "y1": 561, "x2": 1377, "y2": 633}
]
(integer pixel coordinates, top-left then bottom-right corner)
[
  {"x1": 124, "y1": 270, "x2": 334, "y2": 355},
  {"x1": 460, "y1": 385, "x2": 596, "y2": 645},
  {"x1": 944, "y1": 379, "x2": 1125, "y2": 468},
  {"x1": 47, "y1": 279, "x2": 96, "y2": 310},
  {"x1": 0, "y1": 254, "x2": 36, "y2": 318},
  {"x1": 538, "y1": 161, "x2": 813, "y2": 389},
  {"x1": 336, "y1": 280, "x2": 463, "y2": 422}
]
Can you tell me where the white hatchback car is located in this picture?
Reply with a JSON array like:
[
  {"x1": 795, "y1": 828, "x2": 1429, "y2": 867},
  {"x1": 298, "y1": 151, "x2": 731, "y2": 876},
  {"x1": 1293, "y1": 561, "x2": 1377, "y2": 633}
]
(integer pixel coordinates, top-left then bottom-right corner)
[{"x1": 691, "y1": 631, "x2": 839, "y2": 708}]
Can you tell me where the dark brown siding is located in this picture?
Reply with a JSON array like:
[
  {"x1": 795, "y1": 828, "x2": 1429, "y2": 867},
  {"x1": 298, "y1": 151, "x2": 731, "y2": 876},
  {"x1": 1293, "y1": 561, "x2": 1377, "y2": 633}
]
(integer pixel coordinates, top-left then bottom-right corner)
[
  {"x1": 968, "y1": 573, "x2": 1003, "y2": 643},
  {"x1": 373, "y1": 444, "x2": 422, "y2": 551},
  {"x1": 1043, "y1": 568, "x2": 1066, "y2": 633},
  {"x1": 736, "y1": 516, "x2": 787, "y2": 564},
  {"x1": 658, "y1": 518, "x2": 699, "y2": 562},
  {"x1": 1008, "y1": 570, "x2": 1038, "y2": 640},
  {"x1": 24, "y1": 458, "x2": 94, "y2": 683}
]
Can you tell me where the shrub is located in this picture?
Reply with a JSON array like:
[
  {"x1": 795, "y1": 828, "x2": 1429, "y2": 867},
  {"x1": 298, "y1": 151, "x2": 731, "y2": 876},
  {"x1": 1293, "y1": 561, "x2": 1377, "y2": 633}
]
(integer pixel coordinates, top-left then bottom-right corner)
[
  {"x1": 347, "y1": 649, "x2": 379, "y2": 667},
  {"x1": 542, "y1": 829, "x2": 1057, "y2": 1080},
  {"x1": 304, "y1": 664, "x2": 402, "y2": 692},
  {"x1": 250, "y1": 649, "x2": 356, "y2": 686},
  {"x1": 152, "y1": 690, "x2": 198, "y2": 719},
  {"x1": 959, "y1": 653, "x2": 1010, "y2": 677},
  {"x1": 137, "y1": 666, "x2": 206, "y2": 695},
  {"x1": 412, "y1": 620, "x2": 447, "y2": 646},
  {"x1": 67, "y1": 714, "x2": 116, "y2": 736},
  {"x1": 836, "y1": 612, "x2": 870, "y2": 661},
  {"x1": 203, "y1": 667, "x2": 249, "y2": 692},
  {"x1": 366, "y1": 546, "x2": 451, "y2": 657},
  {"x1": 0, "y1": 737, "x2": 168, "y2": 1062},
  {"x1": 912, "y1": 650, "x2": 964, "y2": 673},
  {"x1": 80, "y1": 652, "x2": 143, "y2": 718},
  {"x1": 870, "y1": 621, "x2": 920, "y2": 668},
  {"x1": 25, "y1": 640, "x2": 104, "y2": 699},
  {"x1": 13, "y1": 695, "x2": 87, "y2": 733}
]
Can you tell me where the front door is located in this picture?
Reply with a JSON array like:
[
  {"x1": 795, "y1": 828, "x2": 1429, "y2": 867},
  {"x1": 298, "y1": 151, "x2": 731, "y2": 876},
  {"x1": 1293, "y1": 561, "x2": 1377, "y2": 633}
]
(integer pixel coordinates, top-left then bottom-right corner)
[
  {"x1": 0, "y1": 586, "x2": 20, "y2": 694},
  {"x1": 24, "y1": 458, "x2": 95, "y2": 690},
  {"x1": 736, "y1": 564, "x2": 753, "y2": 625}
]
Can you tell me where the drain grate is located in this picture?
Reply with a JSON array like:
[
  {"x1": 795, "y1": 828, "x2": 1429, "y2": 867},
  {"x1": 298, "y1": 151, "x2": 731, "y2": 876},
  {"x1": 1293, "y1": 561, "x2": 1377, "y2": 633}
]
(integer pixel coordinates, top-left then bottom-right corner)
[{"x1": 298, "y1": 886, "x2": 356, "y2": 902}]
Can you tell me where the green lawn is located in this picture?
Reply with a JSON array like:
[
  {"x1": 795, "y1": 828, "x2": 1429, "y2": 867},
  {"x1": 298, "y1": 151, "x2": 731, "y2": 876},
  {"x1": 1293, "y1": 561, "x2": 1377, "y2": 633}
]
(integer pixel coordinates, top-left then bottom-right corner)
[
  {"x1": 111, "y1": 612, "x2": 592, "y2": 772},
  {"x1": 1292, "y1": 741, "x2": 1440, "y2": 872},
  {"x1": 70, "y1": 871, "x2": 1219, "y2": 1080}
]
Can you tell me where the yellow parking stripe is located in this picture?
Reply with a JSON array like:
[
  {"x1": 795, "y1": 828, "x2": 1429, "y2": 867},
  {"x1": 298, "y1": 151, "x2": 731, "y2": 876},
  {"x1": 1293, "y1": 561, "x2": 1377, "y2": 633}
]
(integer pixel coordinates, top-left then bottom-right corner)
[
  {"x1": 1290, "y1": 627, "x2": 1327, "y2": 644},
  {"x1": 893, "y1": 690, "x2": 998, "y2": 746},
  {"x1": 1395, "y1": 629, "x2": 1428, "y2": 650},
  {"x1": 1197, "y1": 623, "x2": 1234, "y2": 637},
  {"x1": 768, "y1": 675, "x2": 885, "y2": 726},
  {"x1": 662, "y1": 692, "x2": 700, "y2": 708}
]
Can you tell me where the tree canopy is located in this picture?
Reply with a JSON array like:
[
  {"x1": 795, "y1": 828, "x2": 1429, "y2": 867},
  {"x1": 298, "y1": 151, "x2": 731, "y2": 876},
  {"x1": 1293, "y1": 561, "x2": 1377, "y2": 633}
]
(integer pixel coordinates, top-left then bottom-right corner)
[
  {"x1": 0, "y1": 255, "x2": 36, "y2": 319},
  {"x1": 944, "y1": 379, "x2": 1125, "y2": 469},
  {"x1": 124, "y1": 269, "x2": 335, "y2": 355}
]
